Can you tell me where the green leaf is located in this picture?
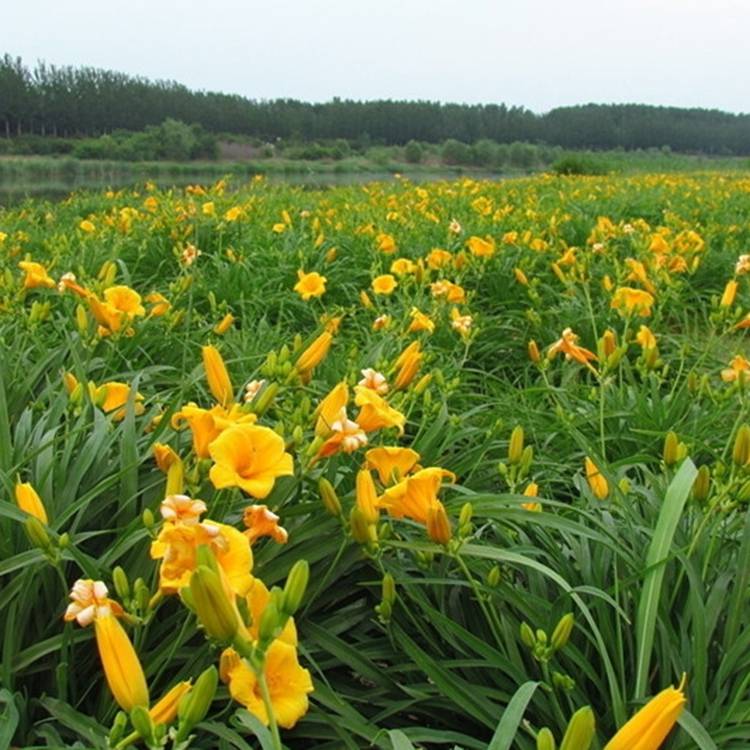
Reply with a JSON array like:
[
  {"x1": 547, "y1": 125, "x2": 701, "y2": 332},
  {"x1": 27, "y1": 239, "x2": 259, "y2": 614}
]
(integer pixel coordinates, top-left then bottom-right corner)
[
  {"x1": 487, "y1": 681, "x2": 539, "y2": 750},
  {"x1": 389, "y1": 729, "x2": 417, "y2": 750},
  {"x1": 677, "y1": 709, "x2": 718, "y2": 749},
  {"x1": 634, "y1": 459, "x2": 697, "y2": 698}
]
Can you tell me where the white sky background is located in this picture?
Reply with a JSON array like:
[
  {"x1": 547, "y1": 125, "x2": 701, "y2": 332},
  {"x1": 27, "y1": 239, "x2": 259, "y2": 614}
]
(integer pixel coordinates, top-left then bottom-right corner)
[{"x1": 3, "y1": 0, "x2": 749, "y2": 113}]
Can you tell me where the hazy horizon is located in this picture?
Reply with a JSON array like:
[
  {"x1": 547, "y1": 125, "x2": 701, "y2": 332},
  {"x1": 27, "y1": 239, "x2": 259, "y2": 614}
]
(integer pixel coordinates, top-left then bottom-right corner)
[{"x1": 4, "y1": 0, "x2": 750, "y2": 115}]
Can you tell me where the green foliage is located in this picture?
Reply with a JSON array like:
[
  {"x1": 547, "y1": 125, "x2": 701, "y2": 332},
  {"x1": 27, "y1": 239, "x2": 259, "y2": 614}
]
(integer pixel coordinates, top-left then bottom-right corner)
[{"x1": 1, "y1": 172, "x2": 750, "y2": 748}]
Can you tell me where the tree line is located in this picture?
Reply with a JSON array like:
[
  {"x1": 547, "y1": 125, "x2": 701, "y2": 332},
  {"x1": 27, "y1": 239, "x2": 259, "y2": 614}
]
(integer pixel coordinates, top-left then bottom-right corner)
[{"x1": 2, "y1": 53, "x2": 749, "y2": 154}]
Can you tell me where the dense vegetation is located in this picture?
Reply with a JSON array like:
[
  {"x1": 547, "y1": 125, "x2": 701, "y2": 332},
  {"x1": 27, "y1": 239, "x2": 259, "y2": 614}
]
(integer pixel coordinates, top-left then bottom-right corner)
[
  {"x1": 2, "y1": 172, "x2": 750, "y2": 749},
  {"x1": 2, "y1": 53, "x2": 750, "y2": 153}
]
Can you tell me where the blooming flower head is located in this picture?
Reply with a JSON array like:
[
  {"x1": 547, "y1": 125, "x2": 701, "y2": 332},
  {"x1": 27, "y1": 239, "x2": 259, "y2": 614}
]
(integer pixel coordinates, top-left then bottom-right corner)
[
  {"x1": 390, "y1": 257, "x2": 417, "y2": 276},
  {"x1": 150, "y1": 519, "x2": 253, "y2": 595},
  {"x1": 611, "y1": 287, "x2": 655, "y2": 317},
  {"x1": 366, "y1": 446, "x2": 420, "y2": 485},
  {"x1": 450, "y1": 307, "x2": 473, "y2": 338},
  {"x1": 244, "y1": 379, "x2": 266, "y2": 403},
  {"x1": 430, "y1": 280, "x2": 466, "y2": 303},
  {"x1": 294, "y1": 270, "x2": 327, "y2": 300},
  {"x1": 722, "y1": 355, "x2": 750, "y2": 384},
  {"x1": 354, "y1": 386, "x2": 406, "y2": 434},
  {"x1": 146, "y1": 291, "x2": 171, "y2": 317},
  {"x1": 372, "y1": 274, "x2": 398, "y2": 295},
  {"x1": 91, "y1": 381, "x2": 145, "y2": 421},
  {"x1": 64, "y1": 579, "x2": 123, "y2": 626},
  {"x1": 376, "y1": 232, "x2": 397, "y2": 254},
  {"x1": 408, "y1": 308, "x2": 435, "y2": 334},
  {"x1": 378, "y1": 467, "x2": 456, "y2": 524},
  {"x1": 181, "y1": 243, "x2": 201, "y2": 265},
  {"x1": 426, "y1": 248, "x2": 452, "y2": 269},
  {"x1": 548, "y1": 328, "x2": 598, "y2": 367},
  {"x1": 160, "y1": 494, "x2": 207, "y2": 525},
  {"x1": 735, "y1": 254, "x2": 750, "y2": 275},
  {"x1": 467, "y1": 235, "x2": 496, "y2": 258},
  {"x1": 171, "y1": 402, "x2": 257, "y2": 458},
  {"x1": 209, "y1": 423, "x2": 294, "y2": 498},
  {"x1": 358, "y1": 368, "x2": 389, "y2": 395},
  {"x1": 318, "y1": 408, "x2": 368, "y2": 457},
  {"x1": 19, "y1": 261, "x2": 55, "y2": 290},
  {"x1": 221, "y1": 640, "x2": 313, "y2": 728},
  {"x1": 372, "y1": 314, "x2": 391, "y2": 331},
  {"x1": 243, "y1": 504, "x2": 288, "y2": 545}
]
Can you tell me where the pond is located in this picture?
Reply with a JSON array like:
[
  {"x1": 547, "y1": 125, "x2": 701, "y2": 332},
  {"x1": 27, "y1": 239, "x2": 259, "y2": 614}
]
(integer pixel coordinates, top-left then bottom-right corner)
[{"x1": 0, "y1": 169, "x2": 508, "y2": 206}]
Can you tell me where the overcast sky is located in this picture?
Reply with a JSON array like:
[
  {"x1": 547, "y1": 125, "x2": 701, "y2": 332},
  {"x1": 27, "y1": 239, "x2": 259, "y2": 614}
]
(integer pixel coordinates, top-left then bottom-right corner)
[{"x1": 4, "y1": 0, "x2": 749, "y2": 113}]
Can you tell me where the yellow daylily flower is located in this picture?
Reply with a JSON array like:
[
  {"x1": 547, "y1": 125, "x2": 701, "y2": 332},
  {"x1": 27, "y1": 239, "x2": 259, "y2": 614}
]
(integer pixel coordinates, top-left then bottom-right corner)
[
  {"x1": 294, "y1": 270, "x2": 327, "y2": 300},
  {"x1": 372, "y1": 274, "x2": 397, "y2": 295},
  {"x1": 208, "y1": 424, "x2": 294, "y2": 498},
  {"x1": 354, "y1": 386, "x2": 406, "y2": 434},
  {"x1": 378, "y1": 466, "x2": 456, "y2": 524},
  {"x1": 150, "y1": 520, "x2": 253, "y2": 595},
  {"x1": 18, "y1": 261, "x2": 55, "y2": 290},
  {"x1": 365, "y1": 446, "x2": 420, "y2": 485},
  {"x1": 221, "y1": 640, "x2": 313, "y2": 728}
]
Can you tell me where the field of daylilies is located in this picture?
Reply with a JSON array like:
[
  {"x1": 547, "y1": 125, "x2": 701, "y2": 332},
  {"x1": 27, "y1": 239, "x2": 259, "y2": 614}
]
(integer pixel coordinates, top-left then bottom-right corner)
[{"x1": 2, "y1": 172, "x2": 750, "y2": 750}]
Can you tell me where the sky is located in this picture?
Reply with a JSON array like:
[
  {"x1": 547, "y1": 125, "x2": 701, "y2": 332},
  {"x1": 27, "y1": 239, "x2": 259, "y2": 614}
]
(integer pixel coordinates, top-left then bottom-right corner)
[{"x1": 3, "y1": 0, "x2": 750, "y2": 113}]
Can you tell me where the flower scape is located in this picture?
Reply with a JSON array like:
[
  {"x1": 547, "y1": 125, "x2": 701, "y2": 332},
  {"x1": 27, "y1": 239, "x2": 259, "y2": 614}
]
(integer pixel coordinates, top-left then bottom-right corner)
[{"x1": 2, "y1": 173, "x2": 750, "y2": 748}]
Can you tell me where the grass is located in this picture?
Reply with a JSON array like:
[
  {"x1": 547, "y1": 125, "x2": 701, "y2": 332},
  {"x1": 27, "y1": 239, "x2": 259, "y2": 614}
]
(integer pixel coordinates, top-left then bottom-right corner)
[{"x1": 1, "y1": 172, "x2": 750, "y2": 748}]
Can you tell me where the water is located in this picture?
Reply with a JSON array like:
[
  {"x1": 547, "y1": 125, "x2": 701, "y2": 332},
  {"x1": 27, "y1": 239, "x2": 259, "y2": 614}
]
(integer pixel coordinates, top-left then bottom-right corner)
[{"x1": 0, "y1": 169, "x2": 504, "y2": 206}]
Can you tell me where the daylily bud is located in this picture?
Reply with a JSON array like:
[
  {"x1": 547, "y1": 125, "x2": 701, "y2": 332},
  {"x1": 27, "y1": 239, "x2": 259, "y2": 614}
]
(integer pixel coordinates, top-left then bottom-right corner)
[
  {"x1": 356, "y1": 470, "x2": 379, "y2": 524},
  {"x1": 487, "y1": 565, "x2": 501, "y2": 587},
  {"x1": 551, "y1": 613, "x2": 574, "y2": 651},
  {"x1": 663, "y1": 431, "x2": 680, "y2": 466},
  {"x1": 130, "y1": 705, "x2": 156, "y2": 745},
  {"x1": 149, "y1": 681, "x2": 192, "y2": 726},
  {"x1": 295, "y1": 331, "x2": 333, "y2": 374},
  {"x1": 350, "y1": 506, "x2": 377, "y2": 545},
  {"x1": 202, "y1": 345, "x2": 233, "y2": 408},
  {"x1": 63, "y1": 371, "x2": 79, "y2": 395},
  {"x1": 520, "y1": 621, "x2": 536, "y2": 648},
  {"x1": 508, "y1": 425, "x2": 524, "y2": 464},
  {"x1": 692, "y1": 465, "x2": 711, "y2": 502},
  {"x1": 281, "y1": 560, "x2": 309, "y2": 615},
  {"x1": 733, "y1": 424, "x2": 750, "y2": 466},
  {"x1": 176, "y1": 666, "x2": 217, "y2": 741},
  {"x1": 528, "y1": 339, "x2": 541, "y2": 364},
  {"x1": 536, "y1": 727, "x2": 556, "y2": 750},
  {"x1": 189, "y1": 566, "x2": 238, "y2": 642},
  {"x1": 112, "y1": 566, "x2": 130, "y2": 601},
  {"x1": 382, "y1": 572, "x2": 396, "y2": 608},
  {"x1": 15, "y1": 482, "x2": 48, "y2": 524},
  {"x1": 165, "y1": 459, "x2": 184, "y2": 497},
  {"x1": 214, "y1": 312, "x2": 235, "y2": 335},
  {"x1": 559, "y1": 706, "x2": 595, "y2": 750},
  {"x1": 252, "y1": 381, "x2": 279, "y2": 416},
  {"x1": 519, "y1": 445, "x2": 534, "y2": 477},
  {"x1": 75, "y1": 304, "x2": 89, "y2": 335},
  {"x1": 319, "y1": 477, "x2": 343, "y2": 517},
  {"x1": 426, "y1": 502, "x2": 452, "y2": 545},
  {"x1": 458, "y1": 501, "x2": 473, "y2": 529},
  {"x1": 258, "y1": 597, "x2": 283, "y2": 645},
  {"x1": 23, "y1": 516, "x2": 51, "y2": 552},
  {"x1": 414, "y1": 373, "x2": 432, "y2": 394},
  {"x1": 142, "y1": 508, "x2": 155, "y2": 528}
]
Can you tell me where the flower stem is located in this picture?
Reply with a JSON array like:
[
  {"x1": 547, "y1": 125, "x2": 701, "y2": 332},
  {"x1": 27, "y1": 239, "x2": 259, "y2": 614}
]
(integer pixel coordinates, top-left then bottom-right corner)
[{"x1": 258, "y1": 670, "x2": 283, "y2": 750}]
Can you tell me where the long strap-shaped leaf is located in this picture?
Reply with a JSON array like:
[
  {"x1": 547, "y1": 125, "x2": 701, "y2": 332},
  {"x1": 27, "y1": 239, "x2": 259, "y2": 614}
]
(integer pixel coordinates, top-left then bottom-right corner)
[
  {"x1": 634, "y1": 458, "x2": 697, "y2": 698},
  {"x1": 488, "y1": 681, "x2": 539, "y2": 750}
]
